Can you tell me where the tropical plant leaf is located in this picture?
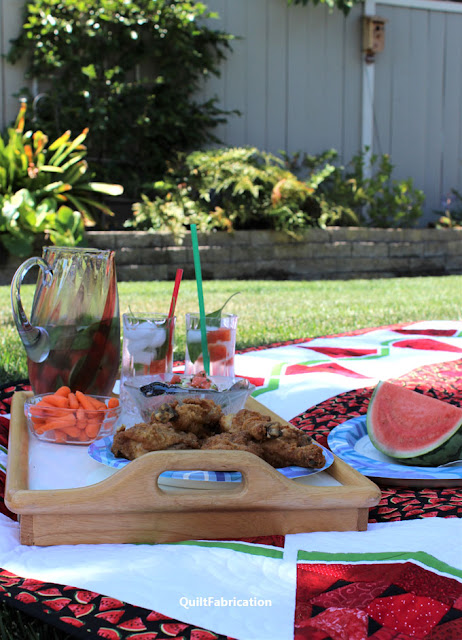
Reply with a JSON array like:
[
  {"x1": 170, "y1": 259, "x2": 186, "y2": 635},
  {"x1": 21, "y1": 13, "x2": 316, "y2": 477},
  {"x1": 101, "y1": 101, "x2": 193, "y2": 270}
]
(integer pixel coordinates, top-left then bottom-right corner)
[
  {"x1": 0, "y1": 103, "x2": 124, "y2": 256},
  {"x1": 87, "y1": 182, "x2": 124, "y2": 196}
]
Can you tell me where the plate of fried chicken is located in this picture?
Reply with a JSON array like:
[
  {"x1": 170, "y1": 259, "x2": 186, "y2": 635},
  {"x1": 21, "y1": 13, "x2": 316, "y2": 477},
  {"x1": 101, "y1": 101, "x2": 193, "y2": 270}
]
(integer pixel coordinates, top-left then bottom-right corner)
[{"x1": 88, "y1": 397, "x2": 333, "y2": 486}]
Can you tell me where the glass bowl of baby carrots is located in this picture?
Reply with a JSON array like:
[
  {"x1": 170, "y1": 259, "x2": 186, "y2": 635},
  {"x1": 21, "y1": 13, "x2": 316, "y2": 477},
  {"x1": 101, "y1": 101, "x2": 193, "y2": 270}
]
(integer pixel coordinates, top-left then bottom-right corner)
[{"x1": 24, "y1": 386, "x2": 121, "y2": 445}]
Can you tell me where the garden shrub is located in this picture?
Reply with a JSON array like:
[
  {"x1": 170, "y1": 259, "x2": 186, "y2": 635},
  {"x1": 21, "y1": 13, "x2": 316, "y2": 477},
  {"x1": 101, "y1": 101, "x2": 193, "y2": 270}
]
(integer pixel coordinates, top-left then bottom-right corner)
[
  {"x1": 125, "y1": 146, "x2": 358, "y2": 241},
  {"x1": 8, "y1": 0, "x2": 233, "y2": 198},
  {"x1": 0, "y1": 101, "x2": 122, "y2": 257},
  {"x1": 291, "y1": 149, "x2": 425, "y2": 228},
  {"x1": 127, "y1": 145, "x2": 425, "y2": 239},
  {"x1": 433, "y1": 189, "x2": 462, "y2": 228}
]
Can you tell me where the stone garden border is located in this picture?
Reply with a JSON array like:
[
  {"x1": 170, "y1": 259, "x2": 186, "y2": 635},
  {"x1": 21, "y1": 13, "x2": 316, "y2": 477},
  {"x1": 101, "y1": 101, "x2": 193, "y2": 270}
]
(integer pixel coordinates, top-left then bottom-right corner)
[{"x1": 1, "y1": 227, "x2": 462, "y2": 285}]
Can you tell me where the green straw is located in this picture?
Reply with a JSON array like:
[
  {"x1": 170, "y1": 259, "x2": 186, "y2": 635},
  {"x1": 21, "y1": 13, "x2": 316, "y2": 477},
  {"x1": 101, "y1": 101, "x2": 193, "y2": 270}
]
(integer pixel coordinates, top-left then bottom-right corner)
[{"x1": 190, "y1": 224, "x2": 210, "y2": 375}]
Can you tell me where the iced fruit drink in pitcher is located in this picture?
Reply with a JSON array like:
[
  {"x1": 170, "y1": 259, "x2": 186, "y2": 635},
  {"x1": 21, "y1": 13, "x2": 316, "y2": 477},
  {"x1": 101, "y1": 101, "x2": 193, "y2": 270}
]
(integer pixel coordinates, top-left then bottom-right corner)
[
  {"x1": 11, "y1": 247, "x2": 120, "y2": 395},
  {"x1": 185, "y1": 313, "x2": 238, "y2": 377}
]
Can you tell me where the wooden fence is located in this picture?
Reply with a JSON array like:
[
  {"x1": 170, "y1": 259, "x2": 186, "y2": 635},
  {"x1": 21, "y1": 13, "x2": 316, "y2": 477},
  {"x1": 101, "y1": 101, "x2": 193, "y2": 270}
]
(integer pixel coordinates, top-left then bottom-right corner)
[{"x1": 1, "y1": 0, "x2": 462, "y2": 225}]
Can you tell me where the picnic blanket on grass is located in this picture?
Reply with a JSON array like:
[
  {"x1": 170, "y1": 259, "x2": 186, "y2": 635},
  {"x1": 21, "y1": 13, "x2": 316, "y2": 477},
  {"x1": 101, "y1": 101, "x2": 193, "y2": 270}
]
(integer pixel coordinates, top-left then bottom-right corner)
[{"x1": 0, "y1": 321, "x2": 461, "y2": 640}]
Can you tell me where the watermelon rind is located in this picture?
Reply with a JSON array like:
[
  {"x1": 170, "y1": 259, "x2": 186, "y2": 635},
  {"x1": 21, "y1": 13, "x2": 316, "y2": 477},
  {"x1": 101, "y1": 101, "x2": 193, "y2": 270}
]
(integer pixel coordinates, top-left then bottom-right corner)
[{"x1": 367, "y1": 381, "x2": 462, "y2": 467}]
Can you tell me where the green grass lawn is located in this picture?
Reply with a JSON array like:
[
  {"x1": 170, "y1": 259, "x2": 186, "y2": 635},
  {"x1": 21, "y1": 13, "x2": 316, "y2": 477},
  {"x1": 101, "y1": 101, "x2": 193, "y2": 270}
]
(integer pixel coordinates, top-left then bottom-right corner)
[
  {"x1": 0, "y1": 274, "x2": 461, "y2": 639},
  {"x1": 1, "y1": 275, "x2": 462, "y2": 385}
]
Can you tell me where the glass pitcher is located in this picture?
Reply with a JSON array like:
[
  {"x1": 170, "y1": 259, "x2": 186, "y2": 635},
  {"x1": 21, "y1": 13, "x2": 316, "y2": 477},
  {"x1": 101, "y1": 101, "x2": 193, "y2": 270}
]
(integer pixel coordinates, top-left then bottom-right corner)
[{"x1": 11, "y1": 246, "x2": 120, "y2": 395}]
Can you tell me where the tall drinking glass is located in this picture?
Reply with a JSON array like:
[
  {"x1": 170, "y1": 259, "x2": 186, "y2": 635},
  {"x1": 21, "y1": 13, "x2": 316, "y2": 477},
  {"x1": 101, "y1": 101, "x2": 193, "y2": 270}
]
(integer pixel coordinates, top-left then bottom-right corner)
[
  {"x1": 184, "y1": 313, "x2": 238, "y2": 377},
  {"x1": 120, "y1": 313, "x2": 176, "y2": 409}
]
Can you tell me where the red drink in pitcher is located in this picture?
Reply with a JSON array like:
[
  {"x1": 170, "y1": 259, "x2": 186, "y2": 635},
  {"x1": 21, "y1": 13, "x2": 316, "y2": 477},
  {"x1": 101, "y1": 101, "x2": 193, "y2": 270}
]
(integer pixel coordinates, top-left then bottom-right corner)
[
  {"x1": 28, "y1": 317, "x2": 120, "y2": 395},
  {"x1": 11, "y1": 247, "x2": 120, "y2": 395}
]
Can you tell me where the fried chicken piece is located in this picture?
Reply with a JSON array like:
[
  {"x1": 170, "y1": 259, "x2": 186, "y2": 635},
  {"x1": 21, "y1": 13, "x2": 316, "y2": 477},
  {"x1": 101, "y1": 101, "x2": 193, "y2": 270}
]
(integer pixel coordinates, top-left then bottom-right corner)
[
  {"x1": 220, "y1": 409, "x2": 284, "y2": 441},
  {"x1": 152, "y1": 403, "x2": 178, "y2": 423},
  {"x1": 202, "y1": 428, "x2": 324, "y2": 469},
  {"x1": 167, "y1": 398, "x2": 223, "y2": 438},
  {"x1": 216, "y1": 408, "x2": 324, "y2": 469},
  {"x1": 259, "y1": 439, "x2": 325, "y2": 469},
  {"x1": 112, "y1": 399, "x2": 324, "y2": 470},
  {"x1": 111, "y1": 421, "x2": 200, "y2": 460},
  {"x1": 201, "y1": 431, "x2": 263, "y2": 457}
]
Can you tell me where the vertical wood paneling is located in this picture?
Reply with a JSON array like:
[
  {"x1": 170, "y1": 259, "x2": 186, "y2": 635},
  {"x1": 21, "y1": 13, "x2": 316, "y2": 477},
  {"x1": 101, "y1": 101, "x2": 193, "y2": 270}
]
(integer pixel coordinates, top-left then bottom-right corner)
[
  {"x1": 266, "y1": 0, "x2": 288, "y2": 153},
  {"x1": 221, "y1": 0, "x2": 247, "y2": 147},
  {"x1": 286, "y1": 3, "x2": 311, "y2": 154},
  {"x1": 1, "y1": 0, "x2": 30, "y2": 129},
  {"x1": 245, "y1": 0, "x2": 268, "y2": 149},
  {"x1": 200, "y1": 0, "x2": 227, "y2": 144},
  {"x1": 423, "y1": 12, "x2": 445, "y2": 216},
  {"x1": 441, "y1": 15, "x2": 462, "y2": 201},
  {"x1": 388, "y1": 8, "x2": 412, "y2": 173},
  {"x1": 321, "y1": 9, "x2": 345, "y2": 151},
  {"x1": 406, "y1": 10, "x2": 429, "y2": 189},
  {"x1": 2, "y1": 0, "x2": 461, "y2": 225},
  {"x1": 342, "y1": 4, "x2": 363, "y2": 164},
  {"x1": 373, "y1": 6, "x2": 394, "y2": 156}
]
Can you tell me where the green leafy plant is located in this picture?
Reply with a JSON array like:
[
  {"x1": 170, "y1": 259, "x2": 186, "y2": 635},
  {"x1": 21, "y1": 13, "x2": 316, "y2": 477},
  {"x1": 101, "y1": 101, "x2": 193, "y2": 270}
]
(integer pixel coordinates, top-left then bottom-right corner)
[
  {"x1": 0, "y1": 101, "x2": 123, "y2": 257},
  {"x1": 433, "y1": 189, "x2": 462, "y2": 228},
  {"x1": 8, "y1": 0, "x2": 233, "y2": 197},
  {"x1": 295, "y1": 148, "x2": 425, "y2": 228},
  {"x1": 128, "y1": 145, "x2": 424, "y2": 237},
  {"x1": 126, "y1": 146, "x2": 347, "y2": 241}
]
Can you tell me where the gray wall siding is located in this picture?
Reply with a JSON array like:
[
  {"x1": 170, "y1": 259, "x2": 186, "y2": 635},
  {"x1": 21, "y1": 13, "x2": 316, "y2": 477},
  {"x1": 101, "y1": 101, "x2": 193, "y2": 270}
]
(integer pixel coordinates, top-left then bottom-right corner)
[
  {"x1": 199, "y1": 0, "x2": 462, "y2": 225},
  {"x1": 373, "y1": 3, "x2": 462, "y2": 221},
  {"x1": 202, "y1": 0, "x2": 363, "y2": 167},
  {"x1": 0, "y1": 0, "x2": 30, "y2": 130},
  {"x1": 1, "y1": 0, "x2": 461, "y2": 225}
]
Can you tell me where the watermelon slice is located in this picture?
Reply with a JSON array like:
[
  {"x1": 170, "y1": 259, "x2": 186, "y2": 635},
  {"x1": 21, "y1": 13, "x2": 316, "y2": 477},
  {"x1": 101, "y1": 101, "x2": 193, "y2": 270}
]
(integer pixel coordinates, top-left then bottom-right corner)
[{"x1": 367, "y1": 381, "x2": 462, "y2": 466}]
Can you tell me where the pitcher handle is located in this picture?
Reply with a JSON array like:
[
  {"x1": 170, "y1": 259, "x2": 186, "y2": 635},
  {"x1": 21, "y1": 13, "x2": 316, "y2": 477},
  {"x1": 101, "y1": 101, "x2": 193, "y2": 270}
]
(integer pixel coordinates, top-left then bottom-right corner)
[{"x1": 10, "y1": 257, "x2": 53, "y2": 363}]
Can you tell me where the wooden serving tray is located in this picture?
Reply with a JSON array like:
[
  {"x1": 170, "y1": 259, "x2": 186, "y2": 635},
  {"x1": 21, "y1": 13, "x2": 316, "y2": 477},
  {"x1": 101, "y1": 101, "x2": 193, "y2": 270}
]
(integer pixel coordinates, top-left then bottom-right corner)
[{"x1": 6, "y1": 391, "x2": 381, "y2": 546}]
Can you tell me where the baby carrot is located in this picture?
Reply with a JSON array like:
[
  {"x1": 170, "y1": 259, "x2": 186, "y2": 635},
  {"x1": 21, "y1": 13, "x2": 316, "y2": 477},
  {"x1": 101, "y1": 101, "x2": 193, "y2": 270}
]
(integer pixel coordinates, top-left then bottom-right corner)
[
  {"x1": 68, "y1": 392, "x2": 79, "y2": 410},
  {"x1": 30, "y1": 389, "x2": 119, "y2": 444},
  {"x1": 54, "y1": 430, "x2": 67, "y2": 443},
  {"x1": 30, "y1": 405, "x2": 69, "y2": 418},
  {"x1": 60, "y1": 425, "x2": 81, "y2": 438},
  {"x1": 41, "y1": 395, "x2": 69, "y2": 409},
  {"x1": 40, "y1": 416, "x2": 76, "y2": 432},
  {"x1": 75, "y1": 408, "x2": 88, "y2": 431},
  {"x1": 78, "y1": 429, "x2": 89, "y2": 442},
  {"x1": 89, "y1": 397, "x2": 108, "y2": 410},
  {"x1": 75, "y1": 390, "x2": 94, "y2": 411},
  {"x1": 54, "y1": 386, "x2": 71, "y2": 397},
  {"x1": 85, "y1": 420, "x2": 101, "y2": 439}
]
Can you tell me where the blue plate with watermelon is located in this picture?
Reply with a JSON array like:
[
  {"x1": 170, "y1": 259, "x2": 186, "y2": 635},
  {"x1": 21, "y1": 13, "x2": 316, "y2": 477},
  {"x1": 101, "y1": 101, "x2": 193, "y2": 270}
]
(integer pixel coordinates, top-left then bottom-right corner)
[
  {"x1": 328, "y1": 416, "x2": 462, "y2": 487},
  {"x1": 88, "y1": 435, "x2": 334, "y2": 488}
]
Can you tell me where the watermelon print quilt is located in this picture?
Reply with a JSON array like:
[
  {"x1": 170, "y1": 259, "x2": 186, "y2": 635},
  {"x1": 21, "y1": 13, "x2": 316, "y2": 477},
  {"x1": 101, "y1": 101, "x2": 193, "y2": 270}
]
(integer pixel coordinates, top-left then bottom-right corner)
[{"x1": 0, "y1": 321, "x2": 462, "y2": 640}]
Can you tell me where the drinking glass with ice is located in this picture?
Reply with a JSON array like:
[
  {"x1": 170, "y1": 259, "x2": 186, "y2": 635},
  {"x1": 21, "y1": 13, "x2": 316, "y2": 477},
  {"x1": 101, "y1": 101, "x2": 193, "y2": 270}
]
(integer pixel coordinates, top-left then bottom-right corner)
[
  {"x1": 120, "y1": 313, "x2": 176, "y2": 411},
  {"x1": 185, "y1": 313, "x2": 238, "y2": 377}
]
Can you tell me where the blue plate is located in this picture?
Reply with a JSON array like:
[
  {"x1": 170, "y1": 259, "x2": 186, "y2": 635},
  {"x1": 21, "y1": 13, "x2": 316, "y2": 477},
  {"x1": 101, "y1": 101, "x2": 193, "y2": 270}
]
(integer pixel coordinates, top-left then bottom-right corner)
[
  {"x1": 328, "y1": 415, "x2": 462, "y2": 485},
  {"x1": 88, "y1": 435, "x2": 334, "y2": 483}
]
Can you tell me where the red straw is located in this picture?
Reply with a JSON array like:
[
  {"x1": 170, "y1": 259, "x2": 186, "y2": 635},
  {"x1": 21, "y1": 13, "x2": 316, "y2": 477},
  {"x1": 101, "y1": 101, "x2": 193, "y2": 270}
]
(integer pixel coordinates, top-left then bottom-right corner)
[
  {"x1": 166, "y1": 269, "x2": 183, "y2": 366},
  {"x1": 168, "y1": 268, "x2": 183, "y2": 318}
]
